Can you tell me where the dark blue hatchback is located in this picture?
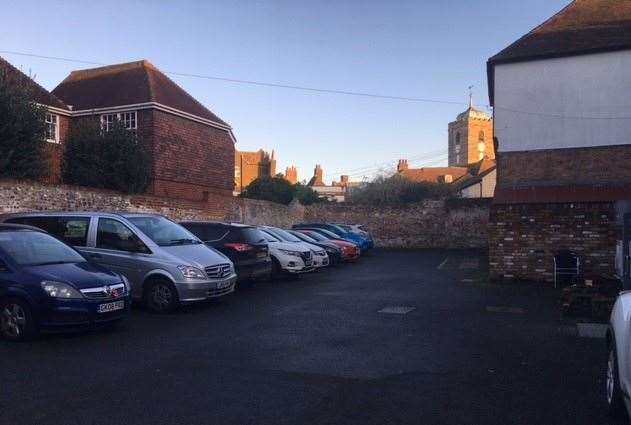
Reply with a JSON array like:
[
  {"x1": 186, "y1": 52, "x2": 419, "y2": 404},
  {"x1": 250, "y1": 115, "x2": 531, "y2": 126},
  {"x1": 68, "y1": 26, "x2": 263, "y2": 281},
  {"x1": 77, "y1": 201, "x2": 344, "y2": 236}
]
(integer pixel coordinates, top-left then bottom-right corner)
[{"x1": 0, "y1": 224, "x2": 131, "y2": 341}]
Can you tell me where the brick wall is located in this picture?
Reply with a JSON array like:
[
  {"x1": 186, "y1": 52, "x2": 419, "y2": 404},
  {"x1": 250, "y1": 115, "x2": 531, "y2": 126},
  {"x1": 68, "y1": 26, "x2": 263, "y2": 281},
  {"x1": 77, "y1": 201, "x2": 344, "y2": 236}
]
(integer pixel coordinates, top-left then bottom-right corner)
[
  {"x1": 497, "y1": 145, "x2": 631, "y2": 188},
  {"x1": 489, "y1": 202, "x2": 620, "y2": 283},
  {"x1": 306, "y1": 198, "x2": 490, "y2": 249},
  {"x1": 152, "y1": 109, "x2": 234, "y2": 201}
]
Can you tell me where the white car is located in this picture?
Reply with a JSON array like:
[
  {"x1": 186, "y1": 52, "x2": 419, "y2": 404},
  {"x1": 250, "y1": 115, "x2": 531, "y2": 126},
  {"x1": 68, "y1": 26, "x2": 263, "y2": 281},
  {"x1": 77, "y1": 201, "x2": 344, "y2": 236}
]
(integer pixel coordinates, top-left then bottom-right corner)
[
  {"x1": 261, "y1": 226, "x2": 329, "y2": 270},
  {"x1": 607, "y1": 291, "x2": 631, "y2": 417},
  {"x1": 258, "y1": 228, "x2": 314, "y2": 276}
]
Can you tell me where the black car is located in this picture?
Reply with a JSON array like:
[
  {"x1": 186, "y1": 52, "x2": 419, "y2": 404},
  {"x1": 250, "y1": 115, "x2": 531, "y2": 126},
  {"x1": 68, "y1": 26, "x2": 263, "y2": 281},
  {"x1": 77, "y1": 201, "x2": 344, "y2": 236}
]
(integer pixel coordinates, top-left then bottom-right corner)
[
  {"x1": 287, "y1": 230, "x2": 342, "y2": 265},
  {"x1": 180, "y1": 222, "x2": 272, "y2": 282}
]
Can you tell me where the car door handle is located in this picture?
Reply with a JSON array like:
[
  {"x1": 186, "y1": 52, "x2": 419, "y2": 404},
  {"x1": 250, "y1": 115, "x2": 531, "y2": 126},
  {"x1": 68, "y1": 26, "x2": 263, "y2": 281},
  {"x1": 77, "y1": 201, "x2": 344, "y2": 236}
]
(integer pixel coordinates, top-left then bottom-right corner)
[{"x1": 89, "y1": 253, "x2": 102, "y2": 259}]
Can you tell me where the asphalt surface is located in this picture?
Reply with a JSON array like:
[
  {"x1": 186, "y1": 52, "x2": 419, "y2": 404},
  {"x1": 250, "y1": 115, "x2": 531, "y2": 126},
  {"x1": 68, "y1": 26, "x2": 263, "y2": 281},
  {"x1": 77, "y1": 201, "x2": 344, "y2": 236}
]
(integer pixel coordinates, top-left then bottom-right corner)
[{"x1": 0, "y1": 249, "x2": 622, "y2": 424}]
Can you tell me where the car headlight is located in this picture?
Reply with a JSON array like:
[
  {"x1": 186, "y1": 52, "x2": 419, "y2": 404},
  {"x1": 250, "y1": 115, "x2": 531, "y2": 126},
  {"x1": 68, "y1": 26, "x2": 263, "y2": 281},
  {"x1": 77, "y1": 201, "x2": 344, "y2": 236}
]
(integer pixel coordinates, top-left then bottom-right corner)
[
  {"x1": 41, "y1": 281, "x2": 83, "y2": 299},
  {"x1": 177, "y1": 265, "x2": 207, "y2": 279},
  {"x1": 316, "y1": 250, "x2": 326, "y2": 256},
  {"x1": 279, "y1": 249, "x2": 301, "y2": 257}
]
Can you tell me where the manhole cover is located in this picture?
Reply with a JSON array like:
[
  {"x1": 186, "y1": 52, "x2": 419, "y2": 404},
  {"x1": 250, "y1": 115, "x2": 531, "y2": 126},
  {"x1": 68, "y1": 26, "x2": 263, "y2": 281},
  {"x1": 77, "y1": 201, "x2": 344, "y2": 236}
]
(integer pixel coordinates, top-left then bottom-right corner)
[{"x1": 378, "y1": 306, "x2": 416, "y2": 315}]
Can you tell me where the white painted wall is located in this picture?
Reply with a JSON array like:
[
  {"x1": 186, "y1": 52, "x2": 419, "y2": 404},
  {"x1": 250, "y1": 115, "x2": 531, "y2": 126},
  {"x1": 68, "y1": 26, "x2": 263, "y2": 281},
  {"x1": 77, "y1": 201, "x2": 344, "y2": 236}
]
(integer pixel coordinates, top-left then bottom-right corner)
[
  {"x1": 460, "y1": 169, "x2": 496, "y2": 198},
  {"x1": 494, "y1": 49, "x2": 631, "y2": 152}
]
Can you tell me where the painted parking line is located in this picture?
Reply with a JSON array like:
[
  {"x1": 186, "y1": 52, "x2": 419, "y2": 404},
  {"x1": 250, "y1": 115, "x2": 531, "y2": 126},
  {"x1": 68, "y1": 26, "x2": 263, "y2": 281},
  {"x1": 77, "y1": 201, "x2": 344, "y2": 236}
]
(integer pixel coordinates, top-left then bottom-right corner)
[
  {"x1": 437, "y1": 258, "x2": 449, "y2": 270},
  {"x1": 378, "y1": 306, "x2": 416, "y2": 315},
  {"x1": 486, "y1": 306, "x2": 526, "y2": 314},
  {"x1": 459, "y1": 259, "x2": 480, "y2": 270}
]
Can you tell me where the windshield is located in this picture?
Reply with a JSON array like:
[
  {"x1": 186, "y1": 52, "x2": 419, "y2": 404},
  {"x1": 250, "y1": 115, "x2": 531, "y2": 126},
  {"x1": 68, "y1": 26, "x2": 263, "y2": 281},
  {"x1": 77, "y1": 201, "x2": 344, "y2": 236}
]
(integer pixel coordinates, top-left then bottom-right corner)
[
  {"x1": 311, "y1": 228, "x2": 340, "y2": 239},
  {"x1": 0, "y1": 230, "x2": 86, "y2": 266},
  {"x1": 302, "y1": 231, "x2": 326, "y2": 242},
  {"x1": 291, "y1": 231, "x2": 318, "y2": 243},
  {"x1": 128, "y1": 216, "x2": 201, "y2": 246},
  {"x1": 259, "y1": 229, "x2": 280, "y2": 243},
  {"x1": 265, "y1": 227, "x2": 302, "y2": 243},
  {"x1": 240, "y1": 228, "x2": 268, "y2": 244}
]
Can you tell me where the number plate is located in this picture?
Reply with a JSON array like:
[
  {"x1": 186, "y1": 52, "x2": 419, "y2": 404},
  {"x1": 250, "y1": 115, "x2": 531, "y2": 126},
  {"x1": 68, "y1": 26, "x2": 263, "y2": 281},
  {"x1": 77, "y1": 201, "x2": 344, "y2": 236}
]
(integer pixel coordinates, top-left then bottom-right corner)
[
  {"x1": 98, "y1": 300, "x2": 125, "y2": 313},
  {"x1": 217, "y1": 280, "x2": 233, "y2": 290}
]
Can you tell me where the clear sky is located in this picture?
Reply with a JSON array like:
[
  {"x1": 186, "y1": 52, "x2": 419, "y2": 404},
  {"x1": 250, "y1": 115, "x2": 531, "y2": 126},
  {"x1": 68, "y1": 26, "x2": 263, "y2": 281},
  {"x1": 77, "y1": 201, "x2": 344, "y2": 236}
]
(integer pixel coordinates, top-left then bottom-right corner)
[{"x1": 1, "y1": 0, "x2": 568, "y2": 183}]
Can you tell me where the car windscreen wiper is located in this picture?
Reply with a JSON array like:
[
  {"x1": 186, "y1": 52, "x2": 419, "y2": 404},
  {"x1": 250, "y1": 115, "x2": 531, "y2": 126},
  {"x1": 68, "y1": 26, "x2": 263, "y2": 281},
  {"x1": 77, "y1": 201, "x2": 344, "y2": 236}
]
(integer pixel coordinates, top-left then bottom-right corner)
[{"x1": 164, "y1": 238, "x2": 202, "y2": 246}]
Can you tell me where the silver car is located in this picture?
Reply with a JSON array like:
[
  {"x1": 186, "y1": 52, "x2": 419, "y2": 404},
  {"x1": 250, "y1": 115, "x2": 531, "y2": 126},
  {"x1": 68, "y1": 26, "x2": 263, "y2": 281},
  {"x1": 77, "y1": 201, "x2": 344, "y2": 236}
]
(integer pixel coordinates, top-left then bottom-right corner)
[{"x1": 0, "y1": 212, "x2": 237, "y2": 313}]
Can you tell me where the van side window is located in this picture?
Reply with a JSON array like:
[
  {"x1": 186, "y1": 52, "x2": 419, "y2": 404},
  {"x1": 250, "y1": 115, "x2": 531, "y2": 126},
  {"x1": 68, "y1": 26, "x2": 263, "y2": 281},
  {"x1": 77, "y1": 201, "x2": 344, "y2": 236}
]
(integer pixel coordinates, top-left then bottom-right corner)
[
  {"x1": 5, "y1": 216, "x2": 90, "y2": 246},
  {"x1": 96, "y1": 218, "x2": 145, "y2": 252}
]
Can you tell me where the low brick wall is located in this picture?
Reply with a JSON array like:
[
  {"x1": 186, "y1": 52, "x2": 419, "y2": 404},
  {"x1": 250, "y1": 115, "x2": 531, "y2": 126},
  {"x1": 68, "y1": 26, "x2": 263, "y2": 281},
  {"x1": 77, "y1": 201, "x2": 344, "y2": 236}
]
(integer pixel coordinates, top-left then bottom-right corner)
[
  {"x1": 305, "y1": 198, "x2": 490, "y2": 249},
  {"x1": 489, "y1": 202, "x2": 620, "y2": 283}
]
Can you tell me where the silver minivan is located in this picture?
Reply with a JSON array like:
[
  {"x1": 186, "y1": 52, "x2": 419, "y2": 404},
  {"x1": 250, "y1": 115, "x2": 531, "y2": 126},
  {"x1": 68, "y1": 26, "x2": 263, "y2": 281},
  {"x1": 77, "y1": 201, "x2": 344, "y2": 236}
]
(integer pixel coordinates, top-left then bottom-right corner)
[{"x1": 0, "y1": 212, "x2": 237, "y2": 313}]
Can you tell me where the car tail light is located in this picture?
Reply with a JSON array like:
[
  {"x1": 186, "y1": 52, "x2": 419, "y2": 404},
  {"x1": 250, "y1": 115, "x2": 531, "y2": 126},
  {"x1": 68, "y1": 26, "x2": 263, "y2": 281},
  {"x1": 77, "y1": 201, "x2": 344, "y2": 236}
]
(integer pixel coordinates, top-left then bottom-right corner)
[{"x1": 225, "y1": 243, "x2": 253, "y2": 252}]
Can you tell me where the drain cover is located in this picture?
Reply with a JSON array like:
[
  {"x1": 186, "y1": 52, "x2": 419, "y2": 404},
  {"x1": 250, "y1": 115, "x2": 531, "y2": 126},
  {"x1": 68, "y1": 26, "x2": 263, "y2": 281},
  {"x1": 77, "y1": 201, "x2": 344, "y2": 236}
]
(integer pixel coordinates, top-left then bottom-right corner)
[
  {"x1": 378, "y1": 306, "x2": 415, "y2": 314},
  {"x1": 486, "y1": 306, "x2": 525, "y2": 314},
  {"x1": 577, "y1": 323, "x2": 607, "y2": 338}
]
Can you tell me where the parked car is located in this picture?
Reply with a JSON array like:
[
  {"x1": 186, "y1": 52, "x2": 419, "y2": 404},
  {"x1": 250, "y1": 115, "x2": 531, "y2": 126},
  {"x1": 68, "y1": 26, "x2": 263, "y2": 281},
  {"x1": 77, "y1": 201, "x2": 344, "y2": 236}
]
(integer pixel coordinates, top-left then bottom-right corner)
[
  {"x1": 257, "y1": 228, "x2": 314, "y2": 277},
  {"x1": 0, "y1": 224, "x2": 131, "y2": 341},
  {"x1": 292, "y1": 223, "x2": 370, "y2": 251},
  {"x1": 287, "y1": 230, "x2": 342, "y2": 265},
  {"x1": 0, "y1": 212, "x2": 237, "y2": 313},
  {"x1": 294, "y1": 229, "x2": 360, "y2": 262},
  {"x1": 261, "y1": 226, "x2": 329, "y2": 269},
  {"x1": 606, "y1": 292, "x2": 631, "y2": 417},
  {"x1": 333, "y1": 223, "x2": 375, "y2": 249},
  {"x1": 179, "y1": 221, "x2": 272, "y2": 282}
]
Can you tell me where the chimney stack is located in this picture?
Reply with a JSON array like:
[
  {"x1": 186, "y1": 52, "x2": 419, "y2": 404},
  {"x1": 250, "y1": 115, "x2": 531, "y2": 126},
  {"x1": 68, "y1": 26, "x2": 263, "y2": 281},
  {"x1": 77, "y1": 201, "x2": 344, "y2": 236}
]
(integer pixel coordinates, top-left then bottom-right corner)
[{"x1": 397, "y1": 159, "x2": 409, "y2": 172}]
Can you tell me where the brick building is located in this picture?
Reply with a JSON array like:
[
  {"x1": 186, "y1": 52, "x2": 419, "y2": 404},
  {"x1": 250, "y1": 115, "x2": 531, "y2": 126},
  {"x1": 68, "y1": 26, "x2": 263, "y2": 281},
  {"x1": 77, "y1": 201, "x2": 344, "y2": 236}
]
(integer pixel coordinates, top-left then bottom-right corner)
[
  {"x1": 234, "y1": 149, "x2": 276, "y2": 193},
  {"x1": 447, "y1": 101, "x2": 494, "y2": 166},
  {"x1": 284, "y1": 166, "x2": 298, "y2": 184},
  {"x1": 307, "y1": 165, "x2": 354, "y2": 202},
  {"x1": 0, "y1": 57, "x2": 71, "y2": 184},
  {"x1": 1, "y1": 57, "x2": 236, "y2": 201},
  {"x1": 487, "y1": 0, "x2": 631, "y2": 282}
]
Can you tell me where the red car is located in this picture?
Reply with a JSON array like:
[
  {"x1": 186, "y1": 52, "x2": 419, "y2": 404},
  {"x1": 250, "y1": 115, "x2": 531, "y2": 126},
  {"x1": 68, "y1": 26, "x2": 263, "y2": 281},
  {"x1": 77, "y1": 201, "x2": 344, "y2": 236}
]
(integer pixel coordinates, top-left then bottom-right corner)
[{"x1": 295, "y1": 229, "x2": 360, "y2": 262}]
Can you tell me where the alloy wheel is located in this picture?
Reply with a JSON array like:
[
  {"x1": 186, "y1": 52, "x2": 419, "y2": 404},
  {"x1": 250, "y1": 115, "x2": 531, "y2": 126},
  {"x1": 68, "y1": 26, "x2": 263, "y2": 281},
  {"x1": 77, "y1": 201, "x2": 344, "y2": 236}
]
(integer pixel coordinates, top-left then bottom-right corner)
[
  {"x1": 1, "y1": 303, "x2": 26, "y2": 339},
  {"x1": 151, "y1": 284, "x2": 173, "y2": 310},
  {"x1": 607, "y1": 350, "x2": 615, "y2": 404}
]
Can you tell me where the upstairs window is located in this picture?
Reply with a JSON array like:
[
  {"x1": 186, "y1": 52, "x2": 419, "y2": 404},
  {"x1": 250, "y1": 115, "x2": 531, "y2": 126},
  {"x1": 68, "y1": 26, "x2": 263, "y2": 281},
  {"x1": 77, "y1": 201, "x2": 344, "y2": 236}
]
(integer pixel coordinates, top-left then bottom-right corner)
[
  {"x1": 101, "y1": 111, "x2": 137, "y2": 132},
  {"x1": 45, "y1": 113, "x2": 59, "y2": 143}
]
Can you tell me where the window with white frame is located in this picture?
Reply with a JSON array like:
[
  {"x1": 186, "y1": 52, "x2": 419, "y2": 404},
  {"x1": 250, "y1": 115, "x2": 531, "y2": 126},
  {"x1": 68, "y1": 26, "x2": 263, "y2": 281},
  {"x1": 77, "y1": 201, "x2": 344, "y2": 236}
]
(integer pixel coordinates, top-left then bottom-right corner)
[
  {"x1": 100, "y1": 111, "x2": 137, "y2": 132},
  {"x1": 45, "y1": 113, "x2": 59, "y2": 143}
]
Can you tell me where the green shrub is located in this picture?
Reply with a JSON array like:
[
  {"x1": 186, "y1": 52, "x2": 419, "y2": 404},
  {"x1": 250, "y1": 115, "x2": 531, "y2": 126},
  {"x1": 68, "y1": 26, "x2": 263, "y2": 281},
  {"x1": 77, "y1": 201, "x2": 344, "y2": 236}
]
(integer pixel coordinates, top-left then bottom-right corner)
[
  {"x1": 63, "y1": 119, "x2": 149, "y2": 193},
  {"x1": 348, "y1": 173, "x2": 452, "y2": 205},
  {"x1": 0, "y1": 70, "x2": 48, "y2": 178}
]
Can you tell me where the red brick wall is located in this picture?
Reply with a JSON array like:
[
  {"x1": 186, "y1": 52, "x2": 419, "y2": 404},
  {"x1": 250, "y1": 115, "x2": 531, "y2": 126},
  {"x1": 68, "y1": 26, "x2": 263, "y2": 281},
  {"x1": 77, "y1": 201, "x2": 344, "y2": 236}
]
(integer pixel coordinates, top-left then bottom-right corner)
[
  {"x1": 151, "y1": 109, "x2": 235, "y2": 201},
  {"x1": 41, "y1": 113, "x2": 70, "y2": 184},
  {"x1": 497, "y1": 145, "x2": 631, "y2": 188},
  {"x1": 489, "y1": 202, "x2": 620, "y2": 283}
]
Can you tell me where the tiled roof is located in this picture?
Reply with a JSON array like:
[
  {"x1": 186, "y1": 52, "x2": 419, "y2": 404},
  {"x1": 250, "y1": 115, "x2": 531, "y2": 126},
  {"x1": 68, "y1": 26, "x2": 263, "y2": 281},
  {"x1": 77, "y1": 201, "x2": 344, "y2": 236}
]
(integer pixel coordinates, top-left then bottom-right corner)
[
  {"x1": 489, "y1": 0, "x2": 631, "y2": 65},
  {"x1": 52, "y1": 60, "x2": 228, "y2": 126},
  {"x1": 494, "y1": 183, "x2": 631, "y2": 204},
  {"x1": 399, "y1": 166, "x2": 471, "y2": 184},
  {"x1": 454, "y1": 159, "x2": 497, "y2": 190},
  {"x1": 0, "y1": 56, "x2": 69, "y2": 110}
]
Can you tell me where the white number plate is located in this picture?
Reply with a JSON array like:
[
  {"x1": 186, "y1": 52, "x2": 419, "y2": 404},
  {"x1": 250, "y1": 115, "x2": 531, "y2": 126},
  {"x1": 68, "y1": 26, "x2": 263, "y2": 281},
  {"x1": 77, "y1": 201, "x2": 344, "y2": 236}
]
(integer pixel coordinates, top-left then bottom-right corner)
[
  {"x1": 98, "y1": 300, "x2": 125, "y2": 313},
  {"x1": 217, "y1": 280, "x2": 233, "y2": 290}
]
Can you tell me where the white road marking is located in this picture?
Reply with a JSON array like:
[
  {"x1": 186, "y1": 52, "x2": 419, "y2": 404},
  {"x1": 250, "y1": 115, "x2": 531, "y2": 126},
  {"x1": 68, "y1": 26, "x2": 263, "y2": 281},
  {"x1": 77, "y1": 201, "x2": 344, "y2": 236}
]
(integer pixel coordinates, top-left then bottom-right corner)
[
  {"x1": 378, "y1": 306, "x2": 416, "y2": 315},
  {"x1": 486, "y1": 306, "x2": 526, "y2": 314},
  {"x1": 437, "y1": 258, "x2": 449, "y2": 270},
  {"x1": 576, "y1": 323, "x2": 607, "y2": 338}
]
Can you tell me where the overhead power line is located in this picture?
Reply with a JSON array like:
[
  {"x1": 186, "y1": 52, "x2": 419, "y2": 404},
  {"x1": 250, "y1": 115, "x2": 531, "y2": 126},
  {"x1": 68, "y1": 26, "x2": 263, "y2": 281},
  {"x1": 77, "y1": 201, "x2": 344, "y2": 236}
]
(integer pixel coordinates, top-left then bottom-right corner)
[{"x1": 4, "y1": 49, "x2": 629, "y2": 120}]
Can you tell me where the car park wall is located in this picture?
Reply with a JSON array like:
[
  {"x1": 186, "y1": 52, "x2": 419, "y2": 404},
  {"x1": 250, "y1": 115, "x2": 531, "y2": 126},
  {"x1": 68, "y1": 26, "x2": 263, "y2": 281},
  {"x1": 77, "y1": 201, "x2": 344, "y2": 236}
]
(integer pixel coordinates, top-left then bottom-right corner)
[
  {"x1": 489, "y1": 202, "x2": 620, "y2": 283},
  {"x1": 305, "y1": 198, "x2": 490, "y2": 249}
]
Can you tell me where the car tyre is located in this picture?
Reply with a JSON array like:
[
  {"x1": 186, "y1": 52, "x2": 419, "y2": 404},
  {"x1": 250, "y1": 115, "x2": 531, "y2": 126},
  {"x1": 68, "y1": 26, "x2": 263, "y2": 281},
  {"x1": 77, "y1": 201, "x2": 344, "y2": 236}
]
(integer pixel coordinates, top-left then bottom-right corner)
[
  {"x1": 144, "y1": 279, "x2": 179, "y2": 314},
  {"x1": 607, "y1": 343, "x2": 625, "y2": 416},
  {"x1": 0, "y1": 297, "x2": 37, "y2": 342},
  {"x1": 271, "y1": 257, "x2": 282, "y2": 280}
]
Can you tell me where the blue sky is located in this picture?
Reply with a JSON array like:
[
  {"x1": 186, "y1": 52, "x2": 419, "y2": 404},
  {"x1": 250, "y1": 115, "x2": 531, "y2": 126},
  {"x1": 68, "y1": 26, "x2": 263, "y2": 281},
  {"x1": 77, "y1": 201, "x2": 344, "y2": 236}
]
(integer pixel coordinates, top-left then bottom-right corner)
[{"x1": 1, "y1": 0, "x2": 567, "y2": 183}]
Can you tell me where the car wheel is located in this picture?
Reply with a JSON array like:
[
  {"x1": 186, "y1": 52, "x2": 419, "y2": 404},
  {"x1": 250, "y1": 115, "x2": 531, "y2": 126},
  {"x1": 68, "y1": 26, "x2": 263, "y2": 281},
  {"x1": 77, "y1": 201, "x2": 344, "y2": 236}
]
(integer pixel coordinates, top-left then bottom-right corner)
[
  {"x1": 607, "y1": 344, "x2": 625, "y2": 416},
  {"x1": 271, "y1": 257, "x2": 282, "y2": 279},
  {"x1": 144, "y1": 280, "x2": 179, "y2": 314},
  {"x1": 0, "y1": 297, "x2": 36, "y2": 341}
]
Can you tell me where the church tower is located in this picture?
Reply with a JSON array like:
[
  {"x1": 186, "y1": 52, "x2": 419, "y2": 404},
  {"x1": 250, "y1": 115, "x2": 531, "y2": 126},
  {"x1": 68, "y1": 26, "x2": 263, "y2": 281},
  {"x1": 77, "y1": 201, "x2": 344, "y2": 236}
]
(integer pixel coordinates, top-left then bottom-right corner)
[{"x1": 447, "y1": 94, "x2": 494, "y2": 166}]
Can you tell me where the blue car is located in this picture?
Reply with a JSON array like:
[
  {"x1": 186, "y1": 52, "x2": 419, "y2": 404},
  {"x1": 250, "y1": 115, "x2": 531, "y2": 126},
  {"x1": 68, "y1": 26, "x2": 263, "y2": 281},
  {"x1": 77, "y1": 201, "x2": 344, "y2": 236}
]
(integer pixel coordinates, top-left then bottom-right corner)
[
  {"x1": 0, "y1": 224, "x2": 131, "y2": 341},
  {"x1": 292, "y1": 223, "x2": 371, "y2": 251}
]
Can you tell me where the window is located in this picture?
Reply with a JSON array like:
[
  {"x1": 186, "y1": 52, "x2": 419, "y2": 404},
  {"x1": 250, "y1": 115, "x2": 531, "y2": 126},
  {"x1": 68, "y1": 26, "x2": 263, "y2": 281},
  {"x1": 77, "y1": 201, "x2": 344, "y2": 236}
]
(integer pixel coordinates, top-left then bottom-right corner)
[
  {"x1": 455, "y1": 132, "x2": 461, "y2": 145},
  {"x1": 6, "y1": 216, "x2": 90, "y2": 247},
  {"x1": 45, "y1": 113, "x2": 58, "y2": 143},
  {"x1": 97, "y1": 218, "x2": 146, "y2": 252},
  {"x1": 101, "y1": 111, "x2": 137, "y2": 131},
  {"x1": 478, "y1": 130, "x2": 485, "y2": 142}
]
